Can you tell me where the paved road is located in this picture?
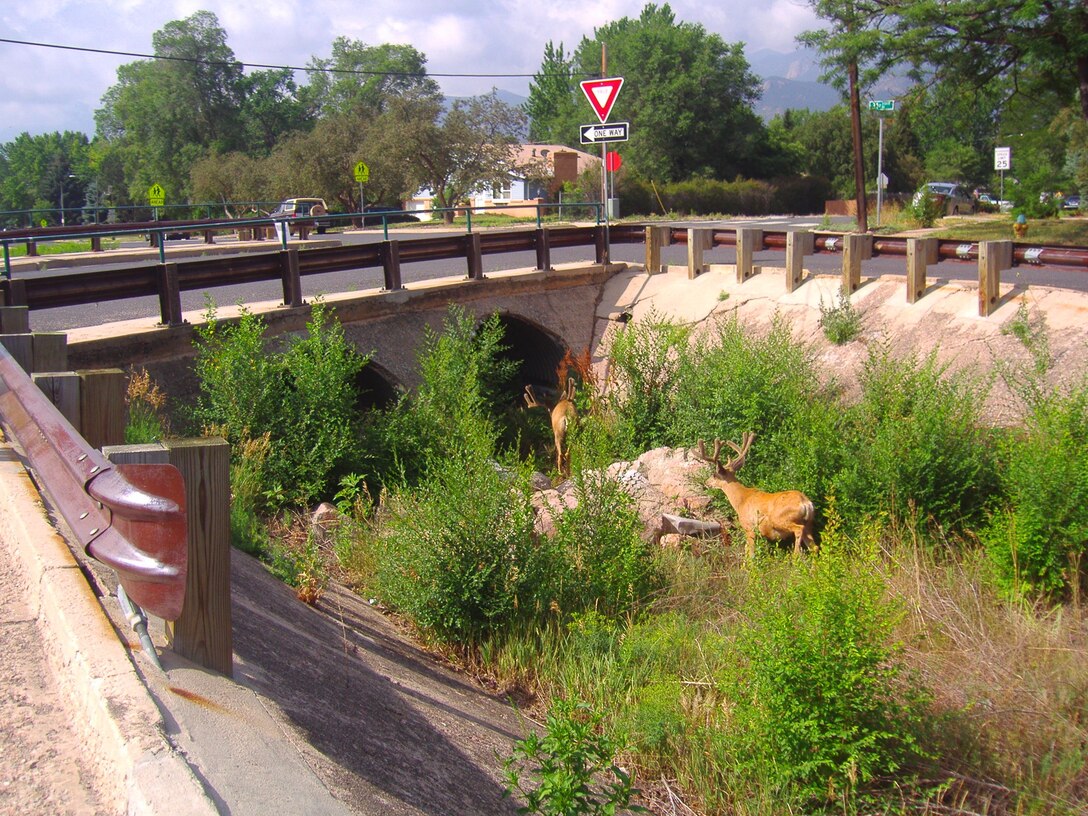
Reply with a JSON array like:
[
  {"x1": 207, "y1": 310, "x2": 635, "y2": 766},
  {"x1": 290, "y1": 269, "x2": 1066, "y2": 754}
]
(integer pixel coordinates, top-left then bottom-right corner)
[{"x1": 17, "y1": 216, "x2": 1088, "y2": 333}]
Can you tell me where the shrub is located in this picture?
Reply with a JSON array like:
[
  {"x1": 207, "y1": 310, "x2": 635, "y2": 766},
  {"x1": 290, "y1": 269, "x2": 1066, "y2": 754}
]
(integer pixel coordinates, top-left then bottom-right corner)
[
  {"x1": 603, "y1": 312, "x2": 691, "y2": 457},
  {"x1": 503, "y1": 697, "x2": 644, "y2": 816},
  {"x1": 124, "y1": 367, "x2": 170, "y2": 443},
  {"x1": 983, "y1": 383, "x2": 1088, "y2": 600},
  {"x1": 550, "y1": 467, "x2": 656, "y2": 619},
  {"x1": 371, "y1": 436, "x2": 544, "y2": 645},
  {"x1": 819, "y1": 286, "x2": 862, "y2": 345},
  {"x1": 833, "y1": 344, "x2": 998, "y2": 534},
  {"x1": 193, "y1": 301, "x2": 369, "y2": 507},
  {"x1": 907, "y1": 185, "x2": 942, "y2": 228},
  {"x1": 720, "y1": 550, "x2": 930, "y2": 809}
]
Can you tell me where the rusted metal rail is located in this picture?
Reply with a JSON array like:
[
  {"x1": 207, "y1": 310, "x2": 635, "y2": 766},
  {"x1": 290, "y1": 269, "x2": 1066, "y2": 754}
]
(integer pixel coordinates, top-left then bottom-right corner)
[{"x1": 0, "y1": 342, "x2": 187, "y2": 620}]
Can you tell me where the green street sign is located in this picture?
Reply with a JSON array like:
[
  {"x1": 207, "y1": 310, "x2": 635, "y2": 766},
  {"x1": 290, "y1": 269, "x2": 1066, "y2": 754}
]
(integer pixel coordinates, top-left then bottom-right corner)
[
  {"x1": 353, "y1": 161, "x2": 370, "y2": 183},
  {"x1": 867, "y1": 100, "x2": 895, "y2": 112},
  {"x1": 148, "y1": 183, "x2": 166, "y2": 207}
]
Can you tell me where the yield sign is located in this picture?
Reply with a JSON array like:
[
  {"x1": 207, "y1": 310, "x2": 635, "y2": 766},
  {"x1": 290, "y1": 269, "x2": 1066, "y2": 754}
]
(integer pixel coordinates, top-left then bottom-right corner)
[{"x1": 580, "y1": 77, "x2": 624, "y2": 123}]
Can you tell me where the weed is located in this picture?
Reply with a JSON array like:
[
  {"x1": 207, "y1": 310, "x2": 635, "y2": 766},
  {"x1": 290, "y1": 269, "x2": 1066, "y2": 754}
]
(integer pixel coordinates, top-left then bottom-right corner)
[
  {"x1": 818, "y1": 286, "x2": 862, "y2": 345},
  {"x1": 124, "y1": 367, "x2": 170, "y2": 443},
  {"x1": 503, "y1": 697, "x2": 645, "y2": 816}
]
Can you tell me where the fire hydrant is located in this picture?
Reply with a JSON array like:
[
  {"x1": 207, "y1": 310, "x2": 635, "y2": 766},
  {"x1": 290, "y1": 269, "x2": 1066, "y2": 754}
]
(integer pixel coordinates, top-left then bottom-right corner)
[{"x1": 1013, "y1": 213, "x2": 1028, "y2": 239}]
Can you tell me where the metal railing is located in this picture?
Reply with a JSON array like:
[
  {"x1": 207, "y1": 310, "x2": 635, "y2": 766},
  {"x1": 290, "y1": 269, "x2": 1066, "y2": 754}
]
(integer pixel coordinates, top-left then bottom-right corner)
[{"x1": 0, "y1": 341, "x2": 188, "y2": 620}]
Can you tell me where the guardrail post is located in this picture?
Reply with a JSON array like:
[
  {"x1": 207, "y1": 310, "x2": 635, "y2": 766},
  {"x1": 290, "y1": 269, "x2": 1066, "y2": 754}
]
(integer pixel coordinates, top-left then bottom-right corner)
[
  {"x1": 906, "y1": 237, "x2": 939, "y2": 303},
  {"x1": 534, "y1": 228, "x2": 553, "y2": 272},
  {"x1": 381, "y1": 240, "x2": 402, "y2": 290},
  {"x1": 33, "y1": 372, "x2": 80, "y2": 428},
  {"x1": 26, "y1": 240, "x2": 37, "y2": 257},
  {"x1": 687, "y1": 228, "x2": 713, "y2": 279},
  {"x1": 90, "y1": 236, "x2": 102, "y2": 252},
  {"x1": 842, "y1": 233, "x2": 872, "y2": 293},
  {"x1": 279, "y1": 248, "x2": 303, "y2": 308},
  {"x1": 156, "y1": 262, "x2": 184, "y2": 327},
  {"x1": 0, "y1": 306, "x2": 29, "y2": 333},
  {"x1": 203, "y1": 229, "x2": 215, "y2": 245},
  {"x1": 785, "y1": 231, "x2": 814, "y2": 292},
  {"x1": 466, "y1": 232, "x2": 484, "y2": 280},
  {"x1": 979, "y1": 240, "x2": 1013, "y2": 317},
  {"x1": 0, "y1": 335, "x2": 31, "y2": 372},
  {"x1": 161, "y1": 437, "x2": 232, "y2": 676},
  {"x1": 79, "y1": 368, "x2": 125, "y2": 449},
  {"x1": 736, "y1": 228, "x2": 763, "y2": 282},
  {"x1": 0, "y1": 331, "x2": 59, "y2": 373},
  {"x1": 595, "y1": 225, "x2": 609, "y2": 264},
  {"x1": 645, "y1": 226, "x2": 670, "y2": 274}
]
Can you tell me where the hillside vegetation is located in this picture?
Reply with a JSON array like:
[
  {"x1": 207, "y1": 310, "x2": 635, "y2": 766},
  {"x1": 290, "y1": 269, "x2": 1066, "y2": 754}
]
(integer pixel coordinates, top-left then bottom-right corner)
[{"x1": 131, "y1": 298, "x2": 1088, "y2": 815}]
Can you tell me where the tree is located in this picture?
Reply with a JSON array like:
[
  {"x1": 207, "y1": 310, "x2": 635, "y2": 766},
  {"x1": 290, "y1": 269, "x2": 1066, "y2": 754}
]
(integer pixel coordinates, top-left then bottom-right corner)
[
  {"x1": 379, "y1": 91, "x2": 527, "y2": 223},
  {"x1": 885, "y1": 0, "x2": 1088, "y2": 122},
  {"x1": 524, "y1": 41, "x2": 581, "y2": 144},
  {"x1": 240, "y1": 69, "x2": 313, "y2": 155},
  {"x1": 95, "y1": 11, "x2": 247, "y2": 203},
  {"x1": 564, "y1": 3, "x2": 765, "y2": 182},
  {"x1": 0, "y1": 131, "x2": 92, "y2": 226},
  {"x1": 302, "y1": 38, "x2": 440, "y2": 118},
  {"x1": 190, "y1": 151, "x2": 268, "y2": 217}
]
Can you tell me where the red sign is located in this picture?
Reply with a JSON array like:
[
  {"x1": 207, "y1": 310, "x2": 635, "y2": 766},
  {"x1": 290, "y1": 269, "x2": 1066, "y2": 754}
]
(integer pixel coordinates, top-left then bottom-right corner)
[
  {"x1": 605, "y1": 151, "x2": 622, "y2": 172},
  {"x1": 579, "y1": 77, "x2": 624, "y2": 123}
]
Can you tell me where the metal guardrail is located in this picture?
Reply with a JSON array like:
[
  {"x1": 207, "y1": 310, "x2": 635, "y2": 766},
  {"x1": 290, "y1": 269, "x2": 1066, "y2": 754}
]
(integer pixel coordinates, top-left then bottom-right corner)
[{"x1": 0, "y1": 341, "x2": 188, "y2": 620}]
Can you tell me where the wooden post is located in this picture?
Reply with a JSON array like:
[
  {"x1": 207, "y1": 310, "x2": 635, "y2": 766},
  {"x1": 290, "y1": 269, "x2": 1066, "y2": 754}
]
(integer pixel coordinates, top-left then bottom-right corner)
[
  {"x1": 978, "y1": 240, "x2": 1013, "y2": 317},
  {"x1": 534, "y1": 228, "x2": 553, "y2": 272},
  {"x1": 0, "y1": 334, "x2": 32, "y2": 372},
  {"x1": 785, "y1": 231, "x2": 814, "y2": 293},
  {"x1": 279, "y1": 247, "x2": 302, "y2": 308},
  {"x1": 162, "y1": 437, "x2": 233, "y2": 677},
  {"x1": 33, "y1": 372, "x2": 81, "y2": 428},
  {"x1": 645, "y1": 225, "x2": 670, "y2": 274},
  {"x1": 736, "y1": 228, "x2": 762, "y2": 283},
  {"x1": 466, "y1": 232, "x2": 484, "y2": 280},
  {"x1": 381, "y1": 240, "x2": 402, "y2": 291},
  {"x1": 0, "y1": 306, "x2": 29, "y2": 333},
  {"x1": 906, "y1": 237, "x2": 939, "y2": 304},
  {"x1": 156, "y1": 262, "x2": 184, "y2": 327},
  {"x1": 32, "y1": 332, "x2": 67, "y2": 373},
  {"x1": 842, "y1": 233, "x2": 872, "y2": 293},
  {"x1": 686, "y1": 228, "x2": 712, "y2": 279},
  {"x1": 78, "y1": 368, "x2": 125, "y2": 449}
]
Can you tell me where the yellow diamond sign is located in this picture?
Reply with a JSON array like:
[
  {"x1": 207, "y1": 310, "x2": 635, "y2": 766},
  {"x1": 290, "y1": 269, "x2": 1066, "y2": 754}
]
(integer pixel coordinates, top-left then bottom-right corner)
[
  {"x1": 353, "y1": 161, "x2": 370, "y2": 183},
  {"x1": 148, "y1": 184, "x2": 166, "y2": 207}
]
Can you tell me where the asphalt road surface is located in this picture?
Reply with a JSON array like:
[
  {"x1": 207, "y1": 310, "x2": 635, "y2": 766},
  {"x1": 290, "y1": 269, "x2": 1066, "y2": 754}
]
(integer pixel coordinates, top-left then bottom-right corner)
[{"x1": 19, "y1": 216, "x2": 1088, "y2": 333}]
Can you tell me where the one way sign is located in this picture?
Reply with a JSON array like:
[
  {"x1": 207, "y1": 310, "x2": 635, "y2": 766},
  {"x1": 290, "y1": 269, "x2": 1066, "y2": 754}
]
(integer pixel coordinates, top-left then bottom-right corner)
[{"x1": 579, "y1": 122, "x2": 630, "y2": 145}]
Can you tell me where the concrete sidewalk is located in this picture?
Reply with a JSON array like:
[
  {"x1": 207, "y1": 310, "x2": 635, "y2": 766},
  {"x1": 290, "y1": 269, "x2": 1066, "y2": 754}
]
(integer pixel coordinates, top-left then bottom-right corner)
[{"x1": 0, "y1": 440, "x2": 524, "y2": 815}]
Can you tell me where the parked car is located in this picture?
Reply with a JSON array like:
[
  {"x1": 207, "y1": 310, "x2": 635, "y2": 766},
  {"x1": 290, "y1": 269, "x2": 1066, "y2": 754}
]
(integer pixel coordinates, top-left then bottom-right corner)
[
  {"x1": 270, "y1": 197, "x2": 331, "y2": 234},
  {"x1": 1062, "y1": 193, "x2": 1082, "y2": 210},
  {"x1": 913, "y1": 182, "x2": 975, "y2": 215}
]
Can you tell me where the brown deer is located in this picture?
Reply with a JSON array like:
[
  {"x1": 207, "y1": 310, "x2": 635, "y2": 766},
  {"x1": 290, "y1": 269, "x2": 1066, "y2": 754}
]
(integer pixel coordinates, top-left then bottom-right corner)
[
  {"x1": 524, "y1": 378, "x2": 578, "y2": 475},
  {"x1": 694, "y1": 433, "x2": 816, "y2": 557}
]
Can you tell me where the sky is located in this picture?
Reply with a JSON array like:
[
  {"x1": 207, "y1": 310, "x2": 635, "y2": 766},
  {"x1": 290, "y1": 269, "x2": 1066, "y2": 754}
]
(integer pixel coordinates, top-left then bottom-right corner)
[{"x1": 0, "y1": 0, "x2": 821, "y2": 141}]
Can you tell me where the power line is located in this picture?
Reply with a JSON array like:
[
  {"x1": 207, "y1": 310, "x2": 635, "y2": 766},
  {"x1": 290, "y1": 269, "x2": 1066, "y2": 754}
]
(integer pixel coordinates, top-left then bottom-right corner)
[{"x1": 0, "y1": 36, "x2": 594, "y2": 80}]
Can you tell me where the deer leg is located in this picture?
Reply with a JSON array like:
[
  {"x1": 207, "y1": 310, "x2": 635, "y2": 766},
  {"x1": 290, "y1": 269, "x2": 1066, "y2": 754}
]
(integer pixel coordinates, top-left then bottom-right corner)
[{"x1": 745, "y1": 530, "x2": 757, "y2": 559}]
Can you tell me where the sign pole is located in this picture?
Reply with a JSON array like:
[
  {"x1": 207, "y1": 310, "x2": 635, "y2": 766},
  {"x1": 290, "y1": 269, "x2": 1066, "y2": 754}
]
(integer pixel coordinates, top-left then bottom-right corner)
[{"x1": 876, "y1": 115, "x2": 885, "y2": 226}]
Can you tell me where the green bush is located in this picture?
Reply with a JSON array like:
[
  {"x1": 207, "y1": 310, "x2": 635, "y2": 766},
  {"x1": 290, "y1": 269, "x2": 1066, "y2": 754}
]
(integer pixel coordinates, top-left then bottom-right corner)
[
  {"x1": 604, "y1": 312, "x2": 691, "y2": 457},
  {"x1": 819, "y1": 286, "x2": 862, "y2": 345},
  {"x1": 907, "y1": 185, "x2": 942, "y2": 227},
  {"x1": 193, "y1": 301, "x2": 368, "y2": 507},
  {"x1": 983, "y1": 383, "x2": 1088, "y2": 599},
  {"x1": 720, "y1": 551, "x2": 930, "y2": 809},
  {"x1": 550, "y1": 468, "x2": 656, "y2": 619},
  {"x1": 833, "y1": 345, "x2": 998, "y2": 533},
  {"x1": 504, "y1": 697, "x2": 643, "y2": 816},
  {"x1": 371, "y1": 431, "x2": 545, "y2": 645}
]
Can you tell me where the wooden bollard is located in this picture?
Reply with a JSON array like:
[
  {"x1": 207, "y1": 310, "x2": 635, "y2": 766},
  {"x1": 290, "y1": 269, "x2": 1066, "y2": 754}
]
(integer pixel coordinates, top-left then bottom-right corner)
[
  {"x1": 906, "y1": 238, "x2": 938, "y2": 304},
  {"x1": 0, "y1": 306, "x2": 29, "y2": 334},
  {"x1": 842, "y1": 233, "x2": 873, "y2": 293},
  {"x1": 736, "y1": 228, "x2": 762, "y2": 283},
  {"x1": 78, "y1": 369, "x2": 125, "y2": 449},
  {"x1": 785, "y1": 231, "x2": 813, "y2": 293},
  {"x1": 686, "y1": 228, "x2": 713, "y2": 279},
  {"x1": 645, "y1": 225, "x2": 670, "y2": 274},
  {"x1": 103, "y1": 439, "x2": 232, "y2": 677},
  {"x1": 33, "y1": 372, "x2": 81, "y2": 429},
  {"x1": 978, "y1": 241, "x2": 1012, "y2": 317},
  {"x1": 165, "y1": 438, "x2": 232, "y2": 676}
]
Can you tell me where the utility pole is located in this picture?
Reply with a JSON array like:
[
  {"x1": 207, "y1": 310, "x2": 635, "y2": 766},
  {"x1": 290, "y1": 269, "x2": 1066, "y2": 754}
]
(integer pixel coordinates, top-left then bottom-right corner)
[{"x1": 848, "y1": 60, "x2": 868, "y2": 234}]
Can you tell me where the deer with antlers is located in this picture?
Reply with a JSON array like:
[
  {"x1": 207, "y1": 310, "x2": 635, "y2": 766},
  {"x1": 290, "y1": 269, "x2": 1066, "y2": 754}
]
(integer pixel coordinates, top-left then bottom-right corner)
[
  {"x1": 524, "y1": 378, "x2": 578, "y2": 475},
  {"x1": 694, "y1": 432, "x2": 816, "y2": 557}
]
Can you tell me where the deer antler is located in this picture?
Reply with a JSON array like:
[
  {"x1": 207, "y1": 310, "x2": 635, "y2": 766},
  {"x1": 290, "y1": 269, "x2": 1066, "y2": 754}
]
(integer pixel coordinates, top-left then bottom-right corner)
[
  {"x1": 724, "y1": 432, "x2": 755, "y2": 471},
  {"x1": 694, "y1": 439, "x2": 727, "y2": 475},
  {"x1": 562, "y1": 377, "x2": 577, "y2": 402},
  {"x1": 523, "y1": 385, "x2": 542, "y2": 410}
]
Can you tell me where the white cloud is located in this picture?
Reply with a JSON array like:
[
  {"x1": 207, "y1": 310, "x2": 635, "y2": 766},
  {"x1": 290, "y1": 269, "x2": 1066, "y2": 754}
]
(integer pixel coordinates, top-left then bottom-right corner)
[{"x1": 0, "y1": 0, "x2": 822, "y2": 138}]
